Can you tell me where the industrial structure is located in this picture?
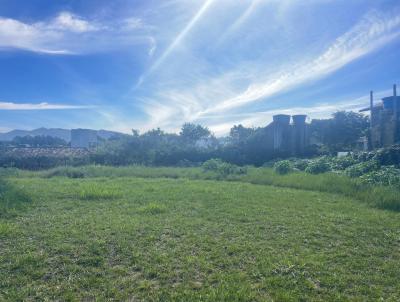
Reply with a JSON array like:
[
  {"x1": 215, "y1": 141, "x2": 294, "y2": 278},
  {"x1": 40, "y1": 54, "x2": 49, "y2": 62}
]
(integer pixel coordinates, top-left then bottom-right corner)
[
  {"x1": 71, "y1": 129, "x2": 98, "y2": 149},
  {"x1": 263, "y1": 114, "x2": 310, "y2": 155},
  {"x1": 360, "y1": 84, "x2": 399, "y2": 149}
]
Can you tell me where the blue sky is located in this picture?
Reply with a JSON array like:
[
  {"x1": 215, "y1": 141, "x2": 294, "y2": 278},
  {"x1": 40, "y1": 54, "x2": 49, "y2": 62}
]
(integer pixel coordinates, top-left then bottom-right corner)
[{"x1": 0, "y1": 0, "x2": 399, "y2": 135}]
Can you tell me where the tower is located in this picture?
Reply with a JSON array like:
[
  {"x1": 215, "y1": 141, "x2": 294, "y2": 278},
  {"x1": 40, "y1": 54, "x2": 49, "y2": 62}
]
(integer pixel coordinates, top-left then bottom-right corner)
[
  {"x1": 292, "y1": 115, "x2": 308, "y2": 155},
  {"x1": 272, "y1": 114, "x2": 290, "y2": 150}
]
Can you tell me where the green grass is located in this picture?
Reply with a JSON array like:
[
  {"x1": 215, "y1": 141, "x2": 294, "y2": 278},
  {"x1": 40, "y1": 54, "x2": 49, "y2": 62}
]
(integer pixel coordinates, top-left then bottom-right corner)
[
  {"x1": 15, "y1": 165, "x2": 400, "y2": 211},
  {"x1": 0, "y1": 171, "x2": 399, "y2": 301},
  {"x1": 0, "y1": 178, "x2": 32, "y2": 217}
]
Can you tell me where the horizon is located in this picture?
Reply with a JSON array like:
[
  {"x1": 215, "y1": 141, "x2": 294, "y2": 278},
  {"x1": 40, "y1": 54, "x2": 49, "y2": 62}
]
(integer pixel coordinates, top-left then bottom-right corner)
[{"x1": 1, "y1": 0, "x2": 400, "y2": 136}]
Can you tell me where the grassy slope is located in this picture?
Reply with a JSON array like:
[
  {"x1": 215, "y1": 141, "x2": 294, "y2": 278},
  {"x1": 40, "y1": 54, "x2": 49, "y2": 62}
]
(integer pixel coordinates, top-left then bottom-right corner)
[{"x1": 1, "y1": 175, "x2": 399, "y2": 301}]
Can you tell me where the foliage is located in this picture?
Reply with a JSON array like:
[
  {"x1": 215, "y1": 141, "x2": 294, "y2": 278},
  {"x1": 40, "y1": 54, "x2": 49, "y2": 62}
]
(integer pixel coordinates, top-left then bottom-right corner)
[
  {"x1": 359, "y1": 166, "x2": 400, "y2": 188},
  {"x1": 229, "y1": 125, "x2": 255, "y2": 144},
  {"x1": 345, "y1": 160, "x2": 380, "y2": 178},
  {"x1": 273, "y1": 160, "x2": 293, "y2": 175},
  {"x1": 305, "y1": 158, "x2": 331, "y2": 174},
  {"x1": 372, "y1": 144, "x2": 400, "y2": 166},
  {"x1": 310, "y1": 111, "x2": 369, "y2": 152},
  {"x1": 180, "y1": 123, "x2": 211, "y2": 143},
  {"x1": 202, "y1": 158, "x2": 247, "y2": 177},
  {"x1": 328, "y1": 156, "x2": 358, "y2": 170},
  {"x1": 292, "y1": 159, "x2": 311, "y2": 171}
]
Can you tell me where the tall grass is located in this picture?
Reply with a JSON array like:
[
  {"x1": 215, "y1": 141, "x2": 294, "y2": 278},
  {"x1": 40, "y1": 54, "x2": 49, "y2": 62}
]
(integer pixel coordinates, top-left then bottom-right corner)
[
  {"x1": 241, "y1": 169, "x2": 400, "y2": 211},
  {"x1": 0, "y1": 178, "x2": 32, "y2": 217},
  {"x1": 29, "y1": 165, "x2": 400, "y2": 211},
  {"x1": 78, "y1": 183, "x2": 122, "y2": 201},
  {"x1": 39, "y1": 165, "x2": 210, "y2": 180}
]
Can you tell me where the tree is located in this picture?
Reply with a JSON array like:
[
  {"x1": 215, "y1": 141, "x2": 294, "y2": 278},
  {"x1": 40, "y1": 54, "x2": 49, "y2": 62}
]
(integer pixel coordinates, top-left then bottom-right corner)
[
  {"x1": 229, "y1": 125, "x2": 255, "y2": 144},
  {"x1": 311, "y1": 111, "x2": 369, "y2": 152},
  {"x1": 179, "y1": 123, "x2": 211, "y2": 143}
]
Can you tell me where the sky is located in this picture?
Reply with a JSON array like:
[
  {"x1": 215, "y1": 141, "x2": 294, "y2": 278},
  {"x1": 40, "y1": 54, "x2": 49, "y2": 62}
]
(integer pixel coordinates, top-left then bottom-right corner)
[{"x1": 0, "y1": 0, "x2": 399, "y2": 136}]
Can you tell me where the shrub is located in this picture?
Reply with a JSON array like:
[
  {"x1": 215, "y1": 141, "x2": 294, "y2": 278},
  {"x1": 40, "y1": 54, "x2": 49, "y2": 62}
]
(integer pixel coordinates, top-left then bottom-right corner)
[
  {"x1": 202, "y1": 158, "x2": 247, "y2": 176},
  {"x1": 345, "y1": 160, "x2": 379, "y2": 178},
  {"x1": 274, "y1": 160, "x2": 293, "y2": 175},
  {"x1": 329, "y1": 156, "x2": 358, "y2": 171},
  {"x1": 305, "y1": 158, "x2": 331, "y2": 174},
  {"x1": 373, "y1": 145, "x2": 400, "y2": 166},
  {"x1": 359, "y1": 166, "x2": 400, "y2": 188},
  {"x1": 292, "y1": 159, "x2": 310, "y2": 171}
]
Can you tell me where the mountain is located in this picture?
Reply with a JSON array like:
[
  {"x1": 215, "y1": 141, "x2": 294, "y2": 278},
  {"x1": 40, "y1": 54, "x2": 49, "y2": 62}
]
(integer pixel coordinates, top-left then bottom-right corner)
[{"x1": 0, "y1": 128, "x2": 125, "y2": 142}]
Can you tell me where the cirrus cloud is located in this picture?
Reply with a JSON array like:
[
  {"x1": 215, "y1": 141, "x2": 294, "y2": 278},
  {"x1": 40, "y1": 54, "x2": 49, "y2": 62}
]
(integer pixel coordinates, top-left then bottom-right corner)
[{"x1": 0, "y1": 101, "x2": 94, "y2": 110}]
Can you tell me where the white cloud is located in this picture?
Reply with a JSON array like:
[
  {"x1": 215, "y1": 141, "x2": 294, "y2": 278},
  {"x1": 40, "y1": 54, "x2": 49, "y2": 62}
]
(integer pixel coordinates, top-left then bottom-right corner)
[
  {"x1": 0, "y1": 101, "x2": 93, "y2": 110},
  {"x1": 140, "y1": 9, "x2": 400, "y2": 132},
  {"x1": 206, "y1": 90, "x2": 389, "y2": 136},
  {"x1": 204, "y1": 10, "x2": 400, "y2": 114},
  {"x1": 0, "y1": 12, "x2": 153, "y2": 54},
  {"x1": 0, "y1": 17, "x2": 68, "y2": 54},
  {"x1": 138, "y1": 0, "x2": 216, "y2": 84},
  {"x1": 148, "y1": 36, "x2": 157, "y2": 57},
  {"x1": 49, "y1": 11, "x2": 99, "y2": 32},
  {"x1": 122, "y1": 17, "x2": 144, "y2": 30}
]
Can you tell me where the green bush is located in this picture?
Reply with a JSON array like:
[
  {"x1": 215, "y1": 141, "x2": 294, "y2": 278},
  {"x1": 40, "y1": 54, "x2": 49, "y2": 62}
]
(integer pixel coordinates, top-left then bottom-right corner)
[
  {"x1": 292, "y1": 159, "x2": 310, "y2": 171},
  {"x1": 274, "y1": 160, "x2": 293, "y2": 175},
  {"x1": 329, "y1": 156, "x2": 358, "y2": 170},
  {"x1": 359, "y1": 166, "x2": 400, "y2": 188},
  {"x1": 345, "y1": 160, "x2": 379, "y2": 178},
  {"x1": 202, "y1": 159, "x2": 247, "y2": 176},
  {"x1": 373, "y1": 145, "x2": 400, "y2": 166},
  {"x1": 305, "y1": 158, "x2": 331, "y2": 174}
]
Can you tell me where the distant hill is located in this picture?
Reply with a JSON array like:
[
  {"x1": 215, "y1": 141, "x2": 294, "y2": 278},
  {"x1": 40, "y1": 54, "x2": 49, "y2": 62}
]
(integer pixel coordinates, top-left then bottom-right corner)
[{"x1": 0, "y1": 128, "x2": 125, "y2": 142}]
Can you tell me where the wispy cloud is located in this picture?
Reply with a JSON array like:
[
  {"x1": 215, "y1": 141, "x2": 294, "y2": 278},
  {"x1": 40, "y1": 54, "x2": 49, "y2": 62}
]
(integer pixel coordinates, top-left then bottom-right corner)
[
  {"x1": 140, "y1": 9, "x2": 400, "y2": 132},
  {"x1": 0, "y1": 12, "x2": 153, "y2": 55},
  {"x1": 206, "y1": 89, "x2": 392, "y2": 136},
  {"x1": 0, "y1": 101, "x2": 93, "y2": 110},
  {"x1": 204, "y1": 10, "x2": 400, "y2": 114},
  {"x1": 137, "y1": 0, "x2": 216, "y2": 86}
]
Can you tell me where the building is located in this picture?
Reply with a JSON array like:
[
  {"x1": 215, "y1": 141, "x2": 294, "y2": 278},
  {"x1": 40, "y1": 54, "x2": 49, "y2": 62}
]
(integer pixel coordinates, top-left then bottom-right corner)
[
  {"x1": 71, "y1": 129, "x2": 98, "y2": 149},
  {"x1": 263, "y1": 114, "x2": 310, "y2": 156},
  {"x1": 360, "y1": 85, "x2": 399, "y2": 149}
]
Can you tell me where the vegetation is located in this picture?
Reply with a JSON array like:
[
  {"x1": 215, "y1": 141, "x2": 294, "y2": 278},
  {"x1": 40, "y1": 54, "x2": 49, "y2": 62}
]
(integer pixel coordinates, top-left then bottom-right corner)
[
  {"x1": 273, "y1": 160, "x2": 293, "y2": 175},
  {"x1": 4, "y1": 162, "x2": 398, "y2": 212},
  {"x1": 0, "y1": 111, "x2": 373, "y2": 170},
  {"x1": 0, "y1": 178, "x2": 32, "y2": 217},
  {"x1": 0, "y1": 170, "x2": 399, "y2": 301},
  {"x1": 11, "y1": 135, "x2": 68, "y2": 147},
  {"x1": 202, "y1": 159, "x2": 247, "y2": 178},
  {"x1": 309, "y1": 111, "x2": 369, "y2": 152},
  {"x1": 0, "y1": 110, "x2": 398, "y2": 299}
]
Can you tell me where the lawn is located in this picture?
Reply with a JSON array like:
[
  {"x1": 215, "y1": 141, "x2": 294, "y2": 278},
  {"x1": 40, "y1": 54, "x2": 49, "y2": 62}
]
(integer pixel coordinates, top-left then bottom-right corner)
[{"x1": 1, "y1": 171, "x2": 399, "y2": 301}]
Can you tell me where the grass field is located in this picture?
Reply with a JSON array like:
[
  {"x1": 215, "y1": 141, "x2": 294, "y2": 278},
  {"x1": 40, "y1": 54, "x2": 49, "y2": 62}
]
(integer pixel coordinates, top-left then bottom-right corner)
[{"x1": 1, "y1": 167, "x2": 400, "y2": 301}]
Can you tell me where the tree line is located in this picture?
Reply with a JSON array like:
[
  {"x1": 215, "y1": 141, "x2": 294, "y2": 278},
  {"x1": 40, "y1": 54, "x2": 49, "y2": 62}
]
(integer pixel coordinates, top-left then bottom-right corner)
[{"x1": 0, "y1": 111, "x2": 369, "y2": 169}]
